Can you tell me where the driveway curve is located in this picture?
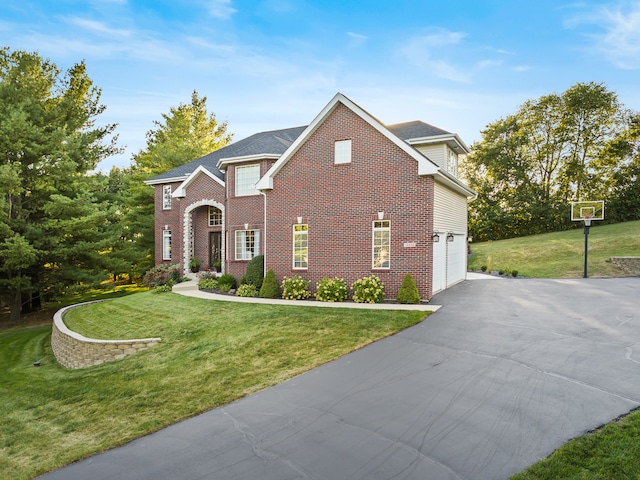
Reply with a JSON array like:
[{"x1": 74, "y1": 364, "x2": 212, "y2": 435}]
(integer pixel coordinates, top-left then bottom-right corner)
[{"x1": 39, "y1": 278, "x2": 640, "y2": 480}]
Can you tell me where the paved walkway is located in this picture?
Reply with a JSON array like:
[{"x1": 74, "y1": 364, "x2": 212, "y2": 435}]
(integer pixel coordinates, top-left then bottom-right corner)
[{"x1": 40, "y1": 277, "x2": 640, "y2": 479}]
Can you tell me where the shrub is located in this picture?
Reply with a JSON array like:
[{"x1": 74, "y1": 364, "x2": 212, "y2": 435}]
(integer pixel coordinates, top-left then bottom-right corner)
[
  {"x1": 198, "y1": 278, "x2": 218, "y2": 290},
  {"x1": 236, "y1": 284, "x2": 258, "y2": 297},
  {"x1": 281, "y1": 275, "x2": 311, "y2": 300},
  {"x1": 498, "y1": 269, "x2": 505, "y2": 275},
  {"x1": 244, "y1": 254, "x2": 264, "y2": 290},
  {"x1": 143, "y1": 264, "x2": 183, "y2": 287},
  {"x1": 152, "y1": 284, "x2": 173, "y2": 294},
  {"x1": 512, "y1": 270, "x2": 519, "y2": 277},
  {"x1": 480, "y1": 265, "x2": 487, "y2": 272},
  {"x1": 351, "y1": 275, "x2": 384, "y2": 304},
  {"x1": 260, "y1": 269, "x2": 281, "y2": 298},
  {"x1": 396, "y1": 273, "x2": 420, "y2": 304},
  {"x1": 315, "y1": 277, "x2": 348, "y2": 302},
  {"x1": 216, "y1": 273, "x2": 236, "y2": 293}
]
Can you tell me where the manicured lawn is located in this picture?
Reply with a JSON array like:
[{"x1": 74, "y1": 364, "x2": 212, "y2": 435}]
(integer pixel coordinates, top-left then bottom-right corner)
[
  {"x1": 511, "y1": 408, "x2": 640, "y2": 479},
  {"x1": 0, "y1": 292, "x2": 427, "y2": 480},
  {"x1": 468, "y1": 220, "x2": 640, "y2": 278}
]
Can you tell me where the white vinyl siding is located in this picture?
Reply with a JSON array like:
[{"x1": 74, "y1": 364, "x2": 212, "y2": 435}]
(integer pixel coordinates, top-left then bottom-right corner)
[
  {"x1": 235, "y1": 164, "x2": 261, "y2": 196},
  {"x1": 433, "y1": 182, "x2": 468, "y2": 234},
  {"x1": 415, "y1": 144, "x2": 446, "y2": 169}
]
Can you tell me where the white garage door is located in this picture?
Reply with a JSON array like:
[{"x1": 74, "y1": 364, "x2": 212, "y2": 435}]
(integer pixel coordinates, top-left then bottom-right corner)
[{"x1": 432, "y1": 234, "x2": 467, "y2": 295}]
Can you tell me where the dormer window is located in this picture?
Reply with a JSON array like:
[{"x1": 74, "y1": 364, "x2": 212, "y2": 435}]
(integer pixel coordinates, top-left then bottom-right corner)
[
  {"x1": 447, "y1": 149, "x2": 458, "y2": 177},
  {"x1": 334, "y1": 139, "x2": 352, "y2": 164}
]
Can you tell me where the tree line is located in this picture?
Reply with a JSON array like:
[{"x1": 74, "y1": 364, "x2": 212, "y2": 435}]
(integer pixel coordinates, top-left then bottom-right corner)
[
  {"x1": 462, "y1": 82, "x2": 640, "y2": 242},
  {"x1": 0, "y1": 48, "x2": 231, "y2": 322}
]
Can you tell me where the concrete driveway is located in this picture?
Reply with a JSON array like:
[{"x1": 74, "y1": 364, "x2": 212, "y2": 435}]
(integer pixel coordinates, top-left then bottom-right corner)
[{"x1": 40, "y1": 278, "x2": 640, "y2": 480}]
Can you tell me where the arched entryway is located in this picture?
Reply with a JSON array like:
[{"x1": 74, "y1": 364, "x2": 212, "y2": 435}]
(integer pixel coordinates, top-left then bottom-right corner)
[{"x1": 183, "y1": 200, "x2": 225, "y2": 274}]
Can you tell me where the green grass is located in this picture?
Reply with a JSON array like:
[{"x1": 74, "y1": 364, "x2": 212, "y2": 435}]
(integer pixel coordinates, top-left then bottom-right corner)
[
  {"x1": 512, "y1": 409, "x2": 640, "y2": 479},
  {"x1": 469, "y1": 220, "x2": 640, "y2": 278},
  {"x1": 0, "y1": 292, "x2": 427, "y2": 480}
]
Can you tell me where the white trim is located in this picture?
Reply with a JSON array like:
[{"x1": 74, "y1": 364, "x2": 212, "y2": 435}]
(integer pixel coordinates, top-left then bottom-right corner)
[
  {"x1": 235, "y1": 164, "x2": 261, "y2": 197},
  {"x1": 162, "y1": 185, "x2": 172, "y2": 210},
  {"x1": 235, "y1": 229, "x2": 260, "y2": 260},
  {"x1": 292, "y1": 224, "x2": 309, "y2": 269},
  {"x1": 183, "y1": 199, "x2": 225, "y2": 273},
  {"x1": 404, "y1": 133, "x2": 470, "y2": 154},
  {"x1": 173, "y1": 165, "x2": 224, "y2": 198},
  {"x1": 217, "y1": 154, "x2": 280, "y2": 171},
  {"x1": 256, "y1": 93, "x2": 442, "y2": 191},
  {"x1": 144, "y1": 175, "x2": 188, "y2": 186},
  {"x1": 162, "y1": 230, "x2": 172, "y2": 261},
  {"x1": 372, "y1": 220, "x2": 390, "y2": 270}
]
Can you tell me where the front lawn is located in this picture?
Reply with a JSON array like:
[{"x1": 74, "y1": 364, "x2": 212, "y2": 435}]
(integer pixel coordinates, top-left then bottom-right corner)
[{"x1": 0, "y1": 291, "x2": 427, "y2": 480}]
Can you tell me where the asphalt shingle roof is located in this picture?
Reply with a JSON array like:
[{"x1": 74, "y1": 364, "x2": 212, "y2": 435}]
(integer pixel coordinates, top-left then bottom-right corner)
[{"x1": 148, "y1": 121, "x2": 453, "y2": 183}]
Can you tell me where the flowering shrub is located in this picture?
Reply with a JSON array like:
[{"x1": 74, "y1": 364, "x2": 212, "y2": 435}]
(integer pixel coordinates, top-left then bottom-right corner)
[
  {"x1": 281, "y1": 275, "x2": 311, "y2": 300},
  {"x1": 152, "y1": 284, "x2": 173, "y2": 294},
  {"x1": 351, "y1": 275, "x2": 385, "y2": 304},
  {"x1": 143, "y1": 264, "x2": 183, "y2": 287},
  {"x1": 315, "y1": 277, "x2": 348, "y2": 302},
  {"x1": 198, "y1": 277, "x2": 218, "y2": 290},
  {"x1": 236, "y1": 284, "x2": 258, "y2": 297}
]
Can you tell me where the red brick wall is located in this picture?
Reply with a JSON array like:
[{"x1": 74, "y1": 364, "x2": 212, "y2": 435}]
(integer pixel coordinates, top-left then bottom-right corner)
[
  {"x1": 153, "y1": 182, "x2": 183, "y2": 267},
  {"x1": 264, "y1": 103, "x2": 435, "y2": 300},
  {"x1": 224, "y1": 160, "x2": 274, "y2": 280}
]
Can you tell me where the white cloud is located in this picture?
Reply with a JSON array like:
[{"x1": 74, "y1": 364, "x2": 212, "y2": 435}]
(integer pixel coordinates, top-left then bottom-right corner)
[
  {"x1": 567, "y1": 1, "x2": 640, "y2": 69},
  {"x1": 398, "y1": 28, "x2": 470, "y2": 83},
  {"x1": 206, "y1": 0, "x2": 237, "y2": 20},
  {"x1": 347, "y1": 32, "x2": 368, "y2": 48},
  {"x1": 67, "y1": 16, "x2": 132, "y2": 37}
]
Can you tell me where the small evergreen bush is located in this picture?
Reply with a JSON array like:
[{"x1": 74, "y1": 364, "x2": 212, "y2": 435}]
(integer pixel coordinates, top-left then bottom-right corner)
[
  {"x1": 480, "y1": 265, "x2": 487, "y2": 272},
  {"x1": 236, "y1": 284, "x2": 258, "y2": 297},
  {"x1": 351, "y1": 275, "x2": 384, "y2": 304},
  {"x1": 396, "y1": 273, "x2": 420, "y2": 304},
  {"x1": 315, "y1": 277, "x2": 348, "y2": 302},
  {"x1": 281, "y1": 275, "x2": 311, "y2": 300},
  {"x1": 244, "y1": 254, "x2": 264, "y2": 290},
  {"x1": 259, "y1": 269, "x2": 281, "y2": 298},
  {"x1": 198, "y1": 277, "x2": 219, "y2": 290},
  {"x1": 512, "y1": 270, "x2": 519, "y2": 277},
  {"x1": 217, "y1": 273, "x2": 236, "y2": 291},
  {"x1": 143, "y1": 264, "x2": 183, "y2": 287}
]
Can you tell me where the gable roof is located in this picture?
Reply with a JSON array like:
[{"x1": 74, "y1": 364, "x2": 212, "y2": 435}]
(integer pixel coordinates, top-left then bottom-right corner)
[
  {"x1": 387, "y1": 121, "x2": 469, "y2": 154},
  {"x1": 144, "y1": 125, "x2": 307, "y2": 185},
  {"x1": 255, "y1": 93, "x2": 475, "y2": 198}
]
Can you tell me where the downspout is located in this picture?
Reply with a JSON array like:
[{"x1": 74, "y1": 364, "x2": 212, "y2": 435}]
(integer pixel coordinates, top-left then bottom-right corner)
[{"x1": 262, "y1": 191, "x2": 267, "y2": 278}]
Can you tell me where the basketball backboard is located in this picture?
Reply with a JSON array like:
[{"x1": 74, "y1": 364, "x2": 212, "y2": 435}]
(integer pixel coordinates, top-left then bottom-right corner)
[{"x1": 571, "y1": 200, "x2": 605, "y2": 222}]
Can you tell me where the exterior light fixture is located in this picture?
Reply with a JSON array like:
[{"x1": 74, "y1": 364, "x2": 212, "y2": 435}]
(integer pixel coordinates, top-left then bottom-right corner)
[
  {"x1": 447, "y1": 232, "x2": 454, "y2": 242},
  {"x1": 432, "y1": 231, "x2": 440, "y2": 242},
  {"x1": 377, "y1": 211, "x2": 384, "y2": 220},
  {"x1": 297, "y1": 216, "x2": 303, "y2": 224}
]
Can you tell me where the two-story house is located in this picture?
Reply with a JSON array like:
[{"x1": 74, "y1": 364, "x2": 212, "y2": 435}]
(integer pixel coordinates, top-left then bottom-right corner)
[{"x1": 145, "y1": 93, "x2": 476, "y2": 301}]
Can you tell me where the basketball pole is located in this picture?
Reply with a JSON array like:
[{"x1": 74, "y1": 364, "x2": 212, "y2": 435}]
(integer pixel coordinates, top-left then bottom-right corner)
[{"x1": 583, "y1": 217, "x2": 591, "y2": 278}]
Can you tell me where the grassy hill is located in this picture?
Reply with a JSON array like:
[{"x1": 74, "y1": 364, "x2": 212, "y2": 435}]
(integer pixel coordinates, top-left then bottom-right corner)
[{"x1": 468, "y1": 220, "x2": 640, "y2": 278}]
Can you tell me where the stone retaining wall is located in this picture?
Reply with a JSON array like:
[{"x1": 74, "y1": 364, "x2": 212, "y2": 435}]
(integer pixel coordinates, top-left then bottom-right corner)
[
  {"x1": 610, "y1": 257, "x2": 640, "y2": 276},
  {"x1": 51, "y1": 301, "x2": 161, "y2": 369}
]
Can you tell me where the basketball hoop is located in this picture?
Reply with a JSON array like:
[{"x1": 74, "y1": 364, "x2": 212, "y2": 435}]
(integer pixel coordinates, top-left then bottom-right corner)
[
  {"x1": 582, "y1": 214, "x2": 592, "y2": 227},
  {"x1": 570, "y1": 201, "x2": 605, "y2": 279}
]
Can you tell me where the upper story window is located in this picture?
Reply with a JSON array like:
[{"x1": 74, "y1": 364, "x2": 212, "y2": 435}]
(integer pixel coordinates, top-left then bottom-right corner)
[
  {"x1": 235, "y1": 164, "x2": 261, "y2": 196},
  {"x1": 163, "y1": 185, "x2": 172, "y2": 209},
  {"x1": 208, "y1": 206, "x2": 222, "y2": 226},
  {"x1": 372, "y1": 220, "x2": 390, "y2": 269},
  {"x1": 447, "y1": 149, "x2": 458, "y2": 177},
  {"x1": 293, "y1": 224, "x2": 309, "y2": 269},
  {"x1": 334, "y1": 139, "x2": 352, "y2": 164}
]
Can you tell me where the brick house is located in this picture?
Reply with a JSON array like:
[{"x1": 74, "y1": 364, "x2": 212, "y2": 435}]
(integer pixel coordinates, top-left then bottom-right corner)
[{"x1": 145, "y1": 93, "x2": 476, "y2": 301}]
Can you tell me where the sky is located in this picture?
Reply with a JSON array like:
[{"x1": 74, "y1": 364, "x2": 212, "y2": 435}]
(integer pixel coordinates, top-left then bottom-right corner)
[{"x1": 2, "y1": 0, "x2": 640, "y2": 171}]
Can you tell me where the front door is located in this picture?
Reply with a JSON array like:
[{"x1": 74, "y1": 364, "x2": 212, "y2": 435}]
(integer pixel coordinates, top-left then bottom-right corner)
[{"x1": 210, "y1": 232, "x2": 222, "y2": 269}]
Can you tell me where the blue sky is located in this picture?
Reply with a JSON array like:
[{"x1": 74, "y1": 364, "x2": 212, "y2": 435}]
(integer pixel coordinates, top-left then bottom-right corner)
[{"x1": 2, "y1": 0, "x2": 640, "y2": 171}]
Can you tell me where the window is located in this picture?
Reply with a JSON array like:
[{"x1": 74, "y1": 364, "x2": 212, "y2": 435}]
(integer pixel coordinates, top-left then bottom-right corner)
[
  {"x1": 448, "y1": 149, "x2": 458, "y2": 177},
  {"x1": 372, "y1": 220, "x2": 390, "y2": 269},
  {"x1": 235, "y1": 164, "x2": 261, "y2": 196},
  {"x1": 163, "y1": 185, "x2": 172, "y2": 209},
  {"x1": 208, "y1": 206, "x2": 222, "y2": 226},
  {"x1": 293, "y1": 224, "x2": 309, "y2": 269},
  {"x1": 334, "y1": 139, "x2": 352, "y2": 164},
  {"x1": 235, "y1": 229, "x2": 260, "y2": 260},
  {"x1": 162, "y1": 230, "x2": 172, "y2": 260}
]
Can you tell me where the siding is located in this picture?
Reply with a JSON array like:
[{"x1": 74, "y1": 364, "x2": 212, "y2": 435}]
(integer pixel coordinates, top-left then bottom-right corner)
[
  {"x1": 433, "y1": 181, "x2": 468, "y2": 234},
  {"x1": 416, "y1": 144, "x2": 446, "y2": 169}
]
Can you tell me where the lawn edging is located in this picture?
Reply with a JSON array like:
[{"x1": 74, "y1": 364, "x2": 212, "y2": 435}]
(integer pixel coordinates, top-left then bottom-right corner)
[{"x1": 51, "y1": 300, "x2": 161, "y2": 369}]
